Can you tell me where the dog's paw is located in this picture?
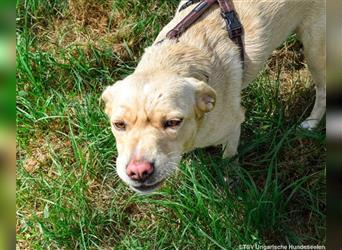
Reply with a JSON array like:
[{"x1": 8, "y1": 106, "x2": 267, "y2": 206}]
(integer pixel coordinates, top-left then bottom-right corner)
[{"x1": 299, "y1": 120, "x2": 318, "y2": 130}]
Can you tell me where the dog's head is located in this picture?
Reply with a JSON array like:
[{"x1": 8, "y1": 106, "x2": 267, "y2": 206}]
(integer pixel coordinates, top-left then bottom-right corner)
[{"x1": 101, "y1": 72, "x2": 216, "y2": 193}]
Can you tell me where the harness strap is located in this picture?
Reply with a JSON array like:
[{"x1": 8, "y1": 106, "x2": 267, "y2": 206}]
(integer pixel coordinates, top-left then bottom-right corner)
[
  {"x1": 217, "y1": 0, "x2": 244, "y2": 64},
  {"x1": 166, "y1": 0, "x2": 217, "y2": 39},
  {"x1": 179, "y1": 0, "x2": 201, "y2": 12},
  {"x1": 166, "y1": 0, "x2": 244, "y2": 67}
]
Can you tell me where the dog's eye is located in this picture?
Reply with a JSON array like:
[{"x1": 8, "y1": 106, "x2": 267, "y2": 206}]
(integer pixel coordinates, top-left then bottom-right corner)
[
  {"x1": 113, "y1": 121, "x2": 126, "y2": 131},
  {"x1": 164, "y1": 118, "x2": 183, "y2": 129}
]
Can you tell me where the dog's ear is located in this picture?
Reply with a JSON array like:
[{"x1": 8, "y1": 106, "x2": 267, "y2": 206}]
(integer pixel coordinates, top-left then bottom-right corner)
[
  {"x1": 100, "y1": 85, "x2": 115, "y2": 116},
  {"x1": 187, "y1": 77, "x2": 216, "y2": 113}
]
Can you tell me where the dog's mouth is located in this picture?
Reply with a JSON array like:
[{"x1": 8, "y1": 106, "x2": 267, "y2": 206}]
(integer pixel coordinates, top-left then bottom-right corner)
[{"x1": 131, "y1": 179, "x2": 165, "y2": 193}]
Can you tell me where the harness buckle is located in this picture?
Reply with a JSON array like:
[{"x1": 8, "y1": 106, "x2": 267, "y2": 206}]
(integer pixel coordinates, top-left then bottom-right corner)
[{"x1": 221, "y1": 10, "x2": 243, "y2": 39}]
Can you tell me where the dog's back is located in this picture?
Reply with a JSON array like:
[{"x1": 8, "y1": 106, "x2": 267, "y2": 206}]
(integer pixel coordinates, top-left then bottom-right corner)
[{"x1": 148, "y1": 0, "x2": 326, "y2": 130}]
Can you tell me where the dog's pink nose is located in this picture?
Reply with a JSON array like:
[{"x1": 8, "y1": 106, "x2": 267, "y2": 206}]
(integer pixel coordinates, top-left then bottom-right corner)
[{"x1": 126, "y1": 161, "x2": 154, "y2": 181}]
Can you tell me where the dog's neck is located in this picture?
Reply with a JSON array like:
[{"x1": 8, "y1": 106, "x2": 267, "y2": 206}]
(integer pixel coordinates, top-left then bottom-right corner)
[{"x1": 134, "y1": 40, "x2": 212, "y2": 83}]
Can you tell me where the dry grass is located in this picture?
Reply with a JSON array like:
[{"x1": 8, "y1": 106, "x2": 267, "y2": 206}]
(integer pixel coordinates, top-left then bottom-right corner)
[{"x1": 30, "y1": 0, "x2": 176, "y2": 60}]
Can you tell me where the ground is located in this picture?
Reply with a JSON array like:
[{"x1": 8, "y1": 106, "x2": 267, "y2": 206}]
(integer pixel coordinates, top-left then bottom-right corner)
[{"x1": 16, "y1": 0, "x2": 326, "y2": 249}]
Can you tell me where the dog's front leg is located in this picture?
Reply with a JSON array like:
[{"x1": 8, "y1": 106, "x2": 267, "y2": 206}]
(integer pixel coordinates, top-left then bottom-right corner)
[{"x1": 222, "y1": 124, "x2": 241, "y2": 159}]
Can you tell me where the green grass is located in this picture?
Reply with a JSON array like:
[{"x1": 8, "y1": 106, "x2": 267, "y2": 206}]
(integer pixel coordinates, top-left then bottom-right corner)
[{"x1": 16, "y1": 0, "x2": 326, "y2": 249}]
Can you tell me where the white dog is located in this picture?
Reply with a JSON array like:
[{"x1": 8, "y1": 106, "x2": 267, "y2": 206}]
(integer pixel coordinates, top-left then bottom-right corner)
[{"x1": 101, "y1": 0, "x2": 326, "y2": 193}]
